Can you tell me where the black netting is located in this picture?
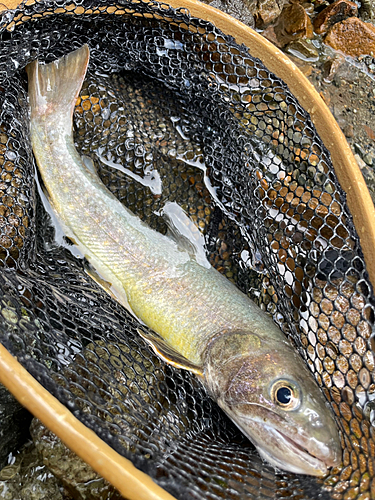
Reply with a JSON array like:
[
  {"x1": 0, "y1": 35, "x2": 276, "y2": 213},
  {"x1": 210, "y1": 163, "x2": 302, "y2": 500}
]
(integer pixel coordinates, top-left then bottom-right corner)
[{"x1": 0, "y1": 1, "x2": 374, "y2": 498}]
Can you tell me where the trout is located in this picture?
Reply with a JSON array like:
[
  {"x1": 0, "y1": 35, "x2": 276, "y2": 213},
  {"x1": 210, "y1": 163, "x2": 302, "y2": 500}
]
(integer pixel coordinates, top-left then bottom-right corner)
[{"x1": 27, "y1": 45, "x2": 341, "y2": 476}]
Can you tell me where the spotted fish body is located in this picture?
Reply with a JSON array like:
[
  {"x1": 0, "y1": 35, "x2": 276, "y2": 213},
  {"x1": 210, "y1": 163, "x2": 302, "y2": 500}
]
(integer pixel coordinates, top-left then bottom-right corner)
[{"x1": 27, "y1": 45, "x2": 341, "y2": 476}]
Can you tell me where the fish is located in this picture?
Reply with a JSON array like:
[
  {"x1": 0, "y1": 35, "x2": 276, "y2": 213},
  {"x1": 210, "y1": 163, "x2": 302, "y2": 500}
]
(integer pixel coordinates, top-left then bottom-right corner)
[{"x1": 26, "y1": 44, "x2": 342, "y2": 476}]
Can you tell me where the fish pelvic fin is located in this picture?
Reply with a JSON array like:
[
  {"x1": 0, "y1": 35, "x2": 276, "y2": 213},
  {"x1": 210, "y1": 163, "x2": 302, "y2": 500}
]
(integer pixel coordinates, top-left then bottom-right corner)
[
  {"x1": 26, "y1": 44, "x2": 89, "y2": 124},
  {"x1": 162, "y1": 201, "x2": 211, "y2": 269},
  {"x1": 137, "y1": 328, "x2": 204, "y2": 377}
]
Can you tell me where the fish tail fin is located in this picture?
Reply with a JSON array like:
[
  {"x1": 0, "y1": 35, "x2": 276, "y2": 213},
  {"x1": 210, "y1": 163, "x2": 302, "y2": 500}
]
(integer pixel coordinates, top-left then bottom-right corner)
[{"x1": 26, "y1": 44, "x2": 89, "y2": 122}]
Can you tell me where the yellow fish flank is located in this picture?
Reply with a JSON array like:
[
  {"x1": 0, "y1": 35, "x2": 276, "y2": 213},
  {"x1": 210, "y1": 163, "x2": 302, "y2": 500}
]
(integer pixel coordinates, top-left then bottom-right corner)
[{"x1": 27, "y1": 45, "x2": 341, "y2": 476}]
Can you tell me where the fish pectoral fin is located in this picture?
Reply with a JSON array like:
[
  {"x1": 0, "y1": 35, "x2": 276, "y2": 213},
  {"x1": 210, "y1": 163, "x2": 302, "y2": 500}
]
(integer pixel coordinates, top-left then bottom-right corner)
[{"x1": 137, "y1": 328, "x2": 203, "y2": 376}]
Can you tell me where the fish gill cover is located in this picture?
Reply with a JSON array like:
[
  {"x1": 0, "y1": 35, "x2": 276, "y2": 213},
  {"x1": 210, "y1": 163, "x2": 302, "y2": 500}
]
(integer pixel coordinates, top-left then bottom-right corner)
[{"x1": 0, "y1": 0, "x2": 374, "y2": 498}]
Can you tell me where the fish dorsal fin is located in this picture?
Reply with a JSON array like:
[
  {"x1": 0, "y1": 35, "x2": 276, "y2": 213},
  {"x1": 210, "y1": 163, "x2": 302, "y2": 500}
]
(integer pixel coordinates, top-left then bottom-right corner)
[
  {"x1": 137, "y1": 328, "x2": 203, "y2": 376},
  {"x1": 162, "y1": 201, "x2": 210, "y2": 269}
]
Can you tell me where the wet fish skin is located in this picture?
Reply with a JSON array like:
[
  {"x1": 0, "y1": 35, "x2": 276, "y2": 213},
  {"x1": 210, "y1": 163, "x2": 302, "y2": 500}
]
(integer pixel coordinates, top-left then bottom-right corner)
[
  {"x1": 26, "y1": 45, "x2": 341, "y2": 476},
  {"x1": 203, "y1": 330, "x2": 340, "y2": 474}
]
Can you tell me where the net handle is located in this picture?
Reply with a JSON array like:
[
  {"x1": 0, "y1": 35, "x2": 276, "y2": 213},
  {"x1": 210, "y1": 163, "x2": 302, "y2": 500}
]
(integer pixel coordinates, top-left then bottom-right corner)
[{"x1": 0, "y1": 343, "x2": 177, "y2": 500}]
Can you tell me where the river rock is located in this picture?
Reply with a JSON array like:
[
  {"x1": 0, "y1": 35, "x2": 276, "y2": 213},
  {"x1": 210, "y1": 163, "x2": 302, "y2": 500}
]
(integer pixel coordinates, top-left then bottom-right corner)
[
  {"x1": 313, "y1": 0, "x2": 358, "y2": 35},
  {"x1": 359, "y1": 0, "x2": 375, "y2": 21},
  {"x1": 205, "y1": 0, "x2": 287, "y2": 27},
  {"x1": 360, "y1": 162, "x2": 375, "y2": 205},
  {"x1": 322, "y1": 54, "x2": 345, "y2": 82},
  {"x1": 0, "y1": 441, "x2": 66, "y2": 500},
  {"x1": 30, "y1": 419, "x2": 123, "y2": 500},
  {"x1": 0, "y1": 383, "x2": 32, "y2": 470},
  {"x1": 325, "y1": 17, "x2": 375, "y2": 56},
  {"x1": 209, "y1": 0, "x2": 255, "y2": 27},
  {"x1": 249, "y1": 0, "x2": 287, "y2": 27},
  {"x1": 262, "y1": 2, "x2": 314, "y2": 48},
  {"x1": 364, "y1": 125, "x2": 375, "y2": 141},
  {"x1": 285, "y1": 38, "x2": 319, "y2": 61},
  {"x1": 313, "y1": 0, "x2": 331, "y2": 7}
]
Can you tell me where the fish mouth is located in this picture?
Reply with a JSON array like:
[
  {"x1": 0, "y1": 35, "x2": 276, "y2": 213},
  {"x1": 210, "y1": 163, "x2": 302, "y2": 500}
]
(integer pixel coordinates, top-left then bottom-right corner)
[
  {"x1": 220, "y1": 403, "x2": 338, "y2": 476},
  {"x1": 253, "y1": 423, "x2": 340, "y2": 476},
  {"x1": 268, "y1": 428, "x2": 329, "y2": 475}
]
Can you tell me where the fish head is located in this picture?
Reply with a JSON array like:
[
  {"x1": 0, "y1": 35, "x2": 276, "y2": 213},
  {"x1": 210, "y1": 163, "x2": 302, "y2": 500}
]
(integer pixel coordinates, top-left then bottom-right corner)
[{"x1": 202, "y1": 330, "x2": 342, "y2": 476}]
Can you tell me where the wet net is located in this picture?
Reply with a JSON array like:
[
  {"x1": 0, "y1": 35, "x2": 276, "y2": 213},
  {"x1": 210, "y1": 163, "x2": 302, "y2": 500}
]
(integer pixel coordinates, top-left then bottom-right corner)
[{"x1": 0, "y1": 1, "x2": 374, "y2": 498}]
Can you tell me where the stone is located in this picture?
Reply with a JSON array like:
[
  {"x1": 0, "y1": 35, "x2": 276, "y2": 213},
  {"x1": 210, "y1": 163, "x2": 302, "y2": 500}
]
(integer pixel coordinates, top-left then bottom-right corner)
[
  {"x1": 0, "y1": 441, "x2": 67, "y2": 500},
  {"x1": 343, "y1": 123, "x2": 354, "y2": 138},
  {"x1": 313, "y1": 0, "x2": 331, "y2": 7},
  {"x1": 325, "y1": 17, "x2": 375, "y2": 57},
  {"x1": 364, "y1": 124, "x2": 375, "y2": 140},
  {"x1": 319, "y1": 90, "x2": 331, "y2": 105},
  {"x1": 285, "y1": 38, "x2": 319, "y2": 61},
  {"x1": 313, "y1": 0, "x2": 358, "y2": 35},
  {"x1": 30, "y1": 419, "x2": 123, "y2": 500},
  {"x1": 249, "y1": 0, "x2": 287, "y2": 27},
  {"x1": 359, "y1": 160, "x2": 375, "y2": 206},
  {"x1": 359, "y1": 0, "x2": 375, "y2": 21},
  {"x1": 364, "y1": 152, "x2": 374, "y2": 165},
  {"x1": 299, "y1": 63, "x2": 313, "y2": 76},
  {"x1": 285, "y1": 53, "x2": 313, "y2": 75},
  {"x1": 262, "y1": 2, "x2": 314, "y2": 48},
  {"x1": 0, "y1": 383, "x2": 33, "y2": 470},
  {"x1": 302, "y1": 2, "x2": 315, "y2": 16},
  {"x1": 203, "y1": 0, "x2": 287, "y2": 27},
  {"x1": 322, "y1": 55, "x2": 345, "y2": 83},
  {"x1": 209, "y1": 0, "x2": 255, "y2": 27},
  {"x1": 354, "y1": 154, "x2": 366, "y2": 170}
]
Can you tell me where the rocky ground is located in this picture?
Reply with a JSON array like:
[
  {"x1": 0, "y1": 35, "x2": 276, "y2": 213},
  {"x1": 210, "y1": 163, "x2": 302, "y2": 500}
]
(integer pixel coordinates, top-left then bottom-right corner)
[
  {"x1": 302, "y1": 52, "x2": 375, "y2": 203},
  {"x1": 1, "y1": 0, "x2": 375, "y2": 498},
  {"x1": 0, "y1": 417, "x2": 122, "y2": 500},
  {"x1": 207, "y1": 0, "x2": 375, "y2": 202}
]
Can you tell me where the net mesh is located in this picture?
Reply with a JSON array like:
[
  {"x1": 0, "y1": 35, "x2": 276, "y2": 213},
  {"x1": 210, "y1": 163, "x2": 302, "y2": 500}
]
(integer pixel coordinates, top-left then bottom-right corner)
[{"x1": 0, "y1": 1, "x2": 374, "y2": 499}]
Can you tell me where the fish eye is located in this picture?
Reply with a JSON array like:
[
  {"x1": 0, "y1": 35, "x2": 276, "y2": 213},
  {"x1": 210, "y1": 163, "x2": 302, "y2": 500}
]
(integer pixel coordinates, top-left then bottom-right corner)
[
  {"x1": 271, "y1": 380, "x2": 300, "y2": 411},
  {"x1": 277, "y1": 386, "x2": 291, "y2": 404}
]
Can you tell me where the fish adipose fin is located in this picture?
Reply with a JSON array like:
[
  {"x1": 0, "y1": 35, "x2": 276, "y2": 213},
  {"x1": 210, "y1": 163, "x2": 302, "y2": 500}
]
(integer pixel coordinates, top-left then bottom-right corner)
[
  {"x1": 137, "y1": 328, "x2": 204, "y2": 376},
  {"x1": 26, "y1": 44, "x2": 90, "y2": 122}
]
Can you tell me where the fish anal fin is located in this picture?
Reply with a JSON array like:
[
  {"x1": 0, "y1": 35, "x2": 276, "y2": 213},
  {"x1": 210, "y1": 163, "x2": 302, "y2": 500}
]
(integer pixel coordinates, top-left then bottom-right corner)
[{"x1": 137, "y1": 328, "x2": 203, "y2": 376}]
